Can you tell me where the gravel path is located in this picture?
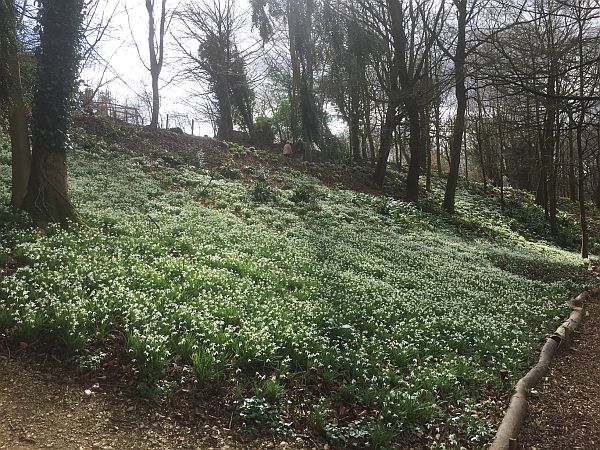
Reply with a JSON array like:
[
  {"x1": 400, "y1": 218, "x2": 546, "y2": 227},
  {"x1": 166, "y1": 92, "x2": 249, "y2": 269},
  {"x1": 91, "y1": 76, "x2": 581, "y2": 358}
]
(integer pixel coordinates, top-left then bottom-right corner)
[{"x1": 520, "y1": 295, "x2": 600, "y2": 449}]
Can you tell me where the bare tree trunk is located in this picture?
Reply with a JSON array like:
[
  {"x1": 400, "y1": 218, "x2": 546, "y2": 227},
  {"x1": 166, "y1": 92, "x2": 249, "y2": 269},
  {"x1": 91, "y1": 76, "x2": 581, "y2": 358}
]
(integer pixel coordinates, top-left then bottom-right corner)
[
  {"x1": 577, "y1": 125, "x2": 588, "y2": 258},
  {"x1": 498, "y1": 112, "x2": 505, "y2": 211},
  {"x1": 576, "y1": 9, "x2": 588, "y2": 258},
  {"x1": 0, "y1": 0, "x2": 31, "y2": 208},
  {"x1": 548, "y1": 111, "x2": 560, "y2": 234},
  {"x1": 595, "y1": 151, "x2": 600, "y2": 209},
  {"x1": 394, "y1": 129, "x2": 402, "y2": 169},
  {"x1": 536, "y1": 102, "x2": 554, "y2": 212},
  {"x1": 435, "y1": 94, "x2": 442, "y2": 176},
  {"x1": 387, "y1": 0, "x2": 425, "y2": 202},
  {"x1": 463, "y1": 124, "x2": 468, "y2": 181},
  {"x1": 475, "y1": 86, "x2": 487, "y2": 193},
  {"x1": 568, "y1": 126, "x2": 577, "y2": 201},
  {"x1": 349, "y1": 88, "x2": 361, "y2": 162},
  {"x1": 287, "y1": 5, "x2": 300, "y2": 142},
  {"x1": 426, "y1": 129, "x2": 432, "y2": 191},
  {"x1": 7, "y1": 91, "x2": 30, "y2": 208},
  {"x1": 374, "y1": 100, "x2": 397, "y2": 186},
  {"x1": 443, "y1": 75, "x2": 466, "y2": 212},
  {"x1": 363, "y1": 93, "x2": 376, "y2": 166},
  {"x1": 150, "y1": 66, "x2": 160, "y2": 128},
  {"x1": 442, "y1": 0, "x2": 467, "y2": 213},
  {"x1": 423, "y1": 67, "x2": 432, "y2": 191},
  {"x1": 146, "y1": 0, "x2": 166, "y2": 130},
  {"x1": 536, "y1": 47, "x2": 557, "y2": 218}
]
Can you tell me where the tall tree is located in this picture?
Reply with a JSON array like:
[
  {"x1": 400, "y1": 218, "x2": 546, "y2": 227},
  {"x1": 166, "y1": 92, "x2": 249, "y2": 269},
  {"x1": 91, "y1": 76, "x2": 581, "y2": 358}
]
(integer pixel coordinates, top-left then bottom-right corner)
[
  {"x1": 22, "y1": 0, "x2": 84, "y2": 225},
  {"x1": 251, "y1": 0, "x2": 323, "y2": 155},
  {"x1": 568, "y1": 0, "x2": 597, "y2": 258},
  {"x1": 145, "y1": 0, "x2": 167, "y2": 130},
  {"x1": 436, "y1": 0, "x2": 481, "y2": 213},
  {"x1": 322, "y1": 4, "x2": 372, "y2": 162},
  {"x1": 0, "y1": 0, "x2": 31, "y2": 208},
  {"x1": 367, "y1": 0, "x2": 440, "y2": 202},
  {"x1": 176, "y1": 0, "x2": 255, "y2": 140}
]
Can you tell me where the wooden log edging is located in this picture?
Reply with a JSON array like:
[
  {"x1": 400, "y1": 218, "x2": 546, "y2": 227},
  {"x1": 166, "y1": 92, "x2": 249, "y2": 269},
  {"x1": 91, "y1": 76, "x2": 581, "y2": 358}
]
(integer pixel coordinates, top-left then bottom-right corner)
[{"x1": 489, "y1": 289, "x2": 593, "y2": 450}]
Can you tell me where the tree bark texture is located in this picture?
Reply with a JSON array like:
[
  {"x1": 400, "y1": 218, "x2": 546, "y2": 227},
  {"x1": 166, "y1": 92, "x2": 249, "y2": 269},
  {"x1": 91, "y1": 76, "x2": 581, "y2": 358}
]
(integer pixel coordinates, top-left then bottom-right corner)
[
  {"x1": 442, "y1": 0, "x2": 467, "y2": 213},
  {"x1": 23, "y1": 0, "x2": 83, "y2": 225},
  {"x1": 0, "y1": 0, "x2": 31, "y2": 208}
]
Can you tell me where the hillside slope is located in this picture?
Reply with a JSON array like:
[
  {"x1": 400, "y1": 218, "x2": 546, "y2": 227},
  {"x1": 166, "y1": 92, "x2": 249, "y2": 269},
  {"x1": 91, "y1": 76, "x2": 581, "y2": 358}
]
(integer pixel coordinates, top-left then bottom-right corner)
[{"x1": 0, "y1": 118, "x2": 595, "y2": 448}]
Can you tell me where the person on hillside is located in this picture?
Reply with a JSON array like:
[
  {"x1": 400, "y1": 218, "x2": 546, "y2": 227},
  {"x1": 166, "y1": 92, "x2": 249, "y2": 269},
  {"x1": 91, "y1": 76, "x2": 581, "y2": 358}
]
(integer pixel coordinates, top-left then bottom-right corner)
[{"x1": 283, "y1": 140, "x2": 293, "y2": 157}]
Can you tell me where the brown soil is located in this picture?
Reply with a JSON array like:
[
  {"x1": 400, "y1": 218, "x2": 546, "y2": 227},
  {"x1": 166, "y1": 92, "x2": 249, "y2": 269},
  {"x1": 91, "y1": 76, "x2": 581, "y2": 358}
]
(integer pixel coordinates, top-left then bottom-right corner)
[
  {"x1": 519, "y1": 294, "x2": 600, "y2": 449},
  {"x1": 73, "y1": 115, "x2": 398, "y2": 199},
  {"x1": 74, "y1": 115, "x2": 229, "y2": 170},
  {"x1": 0, "y1": 352, "x2": 308, "y2": 450},
  {"x1": 0, "y1": 255, "x2": 20, "y2": 277}
]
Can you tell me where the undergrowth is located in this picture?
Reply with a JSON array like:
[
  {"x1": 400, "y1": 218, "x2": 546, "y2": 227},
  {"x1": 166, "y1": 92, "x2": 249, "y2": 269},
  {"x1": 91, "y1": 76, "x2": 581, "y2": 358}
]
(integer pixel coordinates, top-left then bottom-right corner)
[{"x1": 0, "y1": 123, "x2": 593, "y2": 448}]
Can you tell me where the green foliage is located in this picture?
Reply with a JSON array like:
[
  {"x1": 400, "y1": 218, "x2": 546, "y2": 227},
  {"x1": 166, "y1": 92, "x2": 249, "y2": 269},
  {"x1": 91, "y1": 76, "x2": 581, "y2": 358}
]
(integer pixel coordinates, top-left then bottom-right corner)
[
  {"x1": 253, "y1": 378, "x2": 284, "y2": 404},
  {"x1": 236, "y1": 396, "x2": 288, "y2": 433},
  {"x1": 191, "y1": 348, "x2": 224, "y2": 388},
  {"x1": 250, "y1": 179, "x2": 275, "y2": 203},
  {"x1": 0, "y1": 128, "x2": 593, "y2": 447},
  {"x1": 375, "y1": 196, "x2": 393, "y2": 216},
  {"x1": 271, "y1": 98, "x2": 293, "y2": 139},
  {"x1": 126, "y1": 331, "x2": 168, "y2": 383},
  {"x1": 219, "y1": 163, "x2": 242, "y2": 180},
  {"x1": 307, "y1": 403, "x2": 329, "y2": 434},
  {"x1": 369, "y1": 422, "x2": 396, "y2": 449},
  {"x1": 253, "y1": 116, "x2": 275, "y2": 147},
  {"x1": 77, "y1": 350, "x2": 106, "y2": 372},
  {"x1": 290, "y1": 180, "x2": 317, "y2": 204},
  {"x1": 503, "y1": 195, "x2": 581, "y2": 249}
]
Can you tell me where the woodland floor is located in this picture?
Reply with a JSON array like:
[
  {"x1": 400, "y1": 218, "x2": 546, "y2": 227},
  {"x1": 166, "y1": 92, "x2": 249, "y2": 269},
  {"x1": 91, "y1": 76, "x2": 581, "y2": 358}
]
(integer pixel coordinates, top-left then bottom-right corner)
[
  {"x1": 520, "y1": 293, "x2": 600, "y2": 449},
  {"x1": 1, "y1": 118, "x2": 599, "y2": 449},
  {"x1": 2, "y1": 301, "x2": 600, "y2": 450},
  {"x1": 0, "y1": 351, "x2": 307, "y2": 450}
]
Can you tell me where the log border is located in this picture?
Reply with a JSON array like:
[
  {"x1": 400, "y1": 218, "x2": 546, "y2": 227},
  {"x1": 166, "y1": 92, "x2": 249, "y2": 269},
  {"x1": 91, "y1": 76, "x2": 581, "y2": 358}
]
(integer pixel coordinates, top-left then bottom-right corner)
[{"x1": 489, "y1": 289, "x2": 594, "y2": 450}]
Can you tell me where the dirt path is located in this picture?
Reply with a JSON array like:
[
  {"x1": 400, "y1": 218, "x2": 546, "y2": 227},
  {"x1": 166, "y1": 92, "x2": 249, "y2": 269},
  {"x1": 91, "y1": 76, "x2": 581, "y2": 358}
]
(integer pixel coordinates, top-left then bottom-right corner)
[
  {"x1": 0, "y1": 353, "x2": 305, "y2": 450},
  {"x1": 520, "y1": 294, "x2": 600, "y2": 449}
]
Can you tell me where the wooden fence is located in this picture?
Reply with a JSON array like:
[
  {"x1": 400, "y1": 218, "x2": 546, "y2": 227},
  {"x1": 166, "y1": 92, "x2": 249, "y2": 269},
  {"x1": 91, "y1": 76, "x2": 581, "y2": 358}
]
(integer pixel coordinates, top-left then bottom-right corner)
[{"x1": 89, "y1": 101, "x2": 144, "y2": 126}]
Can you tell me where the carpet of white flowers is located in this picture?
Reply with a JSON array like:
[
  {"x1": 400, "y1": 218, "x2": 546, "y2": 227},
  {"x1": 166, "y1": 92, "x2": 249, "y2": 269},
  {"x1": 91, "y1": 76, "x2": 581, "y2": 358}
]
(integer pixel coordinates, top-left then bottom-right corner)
[{"x1": 0, "y1": 128, "x2": 588, "y2": 448}]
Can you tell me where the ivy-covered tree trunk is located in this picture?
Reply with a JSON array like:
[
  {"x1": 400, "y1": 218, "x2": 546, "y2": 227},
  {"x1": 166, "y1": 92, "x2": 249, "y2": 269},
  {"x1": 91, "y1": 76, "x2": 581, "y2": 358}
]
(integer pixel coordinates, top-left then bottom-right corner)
[
  {"x1": 287, "y1": 1, "x2": 301, "y2": 142},
  {"x1": 405, "y1": 99, "x2": 421, "y2": 203},
  {"x1": 215, "y1": 78, "x2": 234, "y2": 140},
  {"x1": 0, "y1": 0, "x2": 31, "y2": 208},
  {"x1": 23, "y1": 0, "x2": 84, "y2": 226}
]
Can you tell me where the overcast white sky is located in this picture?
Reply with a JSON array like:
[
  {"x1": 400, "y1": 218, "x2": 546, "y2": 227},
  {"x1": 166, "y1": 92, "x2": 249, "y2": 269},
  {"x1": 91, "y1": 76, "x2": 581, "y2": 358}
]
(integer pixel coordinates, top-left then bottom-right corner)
[
  {"x1": 80, "y1": 0, "x2": 219, "y2": 135},
  {"x1": 80, "y1": 0, "x2": 347, "y2": 137}
]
